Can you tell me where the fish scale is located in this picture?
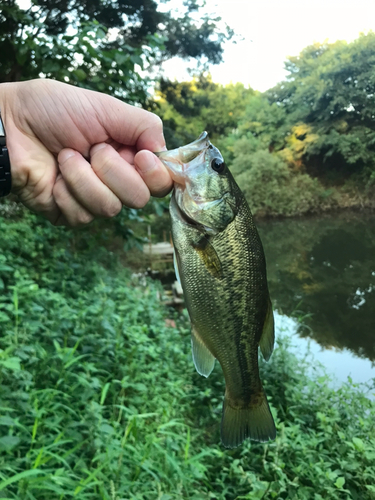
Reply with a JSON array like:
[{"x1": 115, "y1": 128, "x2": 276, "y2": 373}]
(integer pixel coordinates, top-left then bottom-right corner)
[{"x1": 156, "y1": 132, "x2": 276, "y2": 448}]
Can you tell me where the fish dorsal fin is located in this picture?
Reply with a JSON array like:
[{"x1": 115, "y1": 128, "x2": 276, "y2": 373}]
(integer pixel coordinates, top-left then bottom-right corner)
[
  {"x1": 259, "y1": 297, "x2": 275, "y2": 362},
  {"x1": 192, "y1": 236, "x2": 223, "y2": 279},
  {"x1": 191, "y1": 326, "x2": 215, "y2": 377}
]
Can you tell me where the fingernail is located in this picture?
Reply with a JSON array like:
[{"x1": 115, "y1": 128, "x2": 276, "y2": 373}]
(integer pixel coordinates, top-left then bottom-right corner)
[
  {"x1": 90, "y1": 143, "x2": 107, "y2": 155},
  {"x1": 58, "y1": 149, "x2": 76, "y2": 164}
]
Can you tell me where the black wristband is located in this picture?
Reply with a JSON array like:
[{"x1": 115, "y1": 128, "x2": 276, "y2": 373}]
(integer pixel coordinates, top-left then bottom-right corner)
[{"x1": 0, "y1": 112, "x2": 11, "y2": 197}]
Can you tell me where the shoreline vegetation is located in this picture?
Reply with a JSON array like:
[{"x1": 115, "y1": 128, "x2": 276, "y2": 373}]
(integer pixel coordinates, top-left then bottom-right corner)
[{"x1": 0, "y1": 211, "x2": 374, "y2": 499}]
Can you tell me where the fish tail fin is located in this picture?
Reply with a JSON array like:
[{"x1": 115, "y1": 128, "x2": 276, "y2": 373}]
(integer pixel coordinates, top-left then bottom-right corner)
[{"x1": 221, "y1": 390, "x2": 276, "y2": 448}]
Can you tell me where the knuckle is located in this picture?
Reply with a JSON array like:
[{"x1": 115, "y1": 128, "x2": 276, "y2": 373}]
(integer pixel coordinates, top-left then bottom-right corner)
[
  {"x1": 95, "y1": 155, "x2": 113, "y2": 177},
  {"x1": 148, "y1": 112, "x2": 163, "y2": 130},
  {"x1": 91, "y1": 147, "x2": 117, "y2": 179}
]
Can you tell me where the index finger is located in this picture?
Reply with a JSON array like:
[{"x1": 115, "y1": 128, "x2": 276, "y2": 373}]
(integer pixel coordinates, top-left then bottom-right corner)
[{"x1": 96, "y1": 94, "x2": 166, "y2": 152}]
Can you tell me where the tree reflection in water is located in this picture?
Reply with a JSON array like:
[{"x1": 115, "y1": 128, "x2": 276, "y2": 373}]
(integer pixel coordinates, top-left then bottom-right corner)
[{"x1": 257, "y1": 211, "x2": 375, "y2": 361}]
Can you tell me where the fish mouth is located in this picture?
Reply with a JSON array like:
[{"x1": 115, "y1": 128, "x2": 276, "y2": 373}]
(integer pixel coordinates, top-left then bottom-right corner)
[
  {"x1": 154, "y1": 132, "x2": 210, "y2": 182},
  {"x1": 155, "y1": 132, "x2": 209, "y2": 162}
]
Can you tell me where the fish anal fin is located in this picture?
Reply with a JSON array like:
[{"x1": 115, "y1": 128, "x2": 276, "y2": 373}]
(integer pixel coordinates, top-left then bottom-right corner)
[
  {"x1": 259, "y1": 298, "x2": 275, "y2": 362},
  {"x1": 191, "y1": 326, "x2": 215, "y2": 378},
  {"x1": 221, "y1": 389, "x2": 276, "y2": 448},
  {"x1": 192, "y1": 237, "x2": 223, "y2": 279}
]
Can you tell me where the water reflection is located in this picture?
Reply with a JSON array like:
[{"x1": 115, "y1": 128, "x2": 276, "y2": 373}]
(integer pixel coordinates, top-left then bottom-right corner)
[
  {"x1": 275, "y1": 311, "x2": 375, "y2": 385},
  {"x1": 257, "y1": 211, "x2": 375, "y2": 362}
]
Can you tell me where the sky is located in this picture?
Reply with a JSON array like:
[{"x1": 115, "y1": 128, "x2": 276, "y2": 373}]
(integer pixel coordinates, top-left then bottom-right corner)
[
  {"x1": 275, "y1": 312, "x2": 375, "y2": 386},
  {"x1": 162, "y1": 0, "x2": 375, "y2": 91},
  {"x1": 16, "y1": 0, "x2": 375, "y2": 91}
]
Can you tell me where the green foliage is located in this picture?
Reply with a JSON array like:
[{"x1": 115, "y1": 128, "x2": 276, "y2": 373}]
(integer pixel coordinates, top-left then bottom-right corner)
[
  {"x1": 0, "y1": 211, "x2": 374, "y2": 498},
  {"x1": 235, "y1": 94, "x2": 287, "y2": 153},
  {"x1": 266, "y1": 32, "x2": 375, "y2": 181},
  {"x1": 0, "y1": 0, "x2": 231, "y2": 102},
  {"x1": 231, "y1": 145, "x2": 326, "y2": 217},
  {"x1": 156, "y1": 75, "x2": 255, "y2": 148}
]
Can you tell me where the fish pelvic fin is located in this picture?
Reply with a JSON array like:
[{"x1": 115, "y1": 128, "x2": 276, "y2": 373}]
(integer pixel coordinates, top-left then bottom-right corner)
[
  {"x1": 221, "y1": 390, "x2": 276, "y2": 448},
  {"x1": 259, "y1": 297, "x2": 275, "y2": 362},
  {"x1": 191, "y1": 326, "x2": 216, "y2": 377}
]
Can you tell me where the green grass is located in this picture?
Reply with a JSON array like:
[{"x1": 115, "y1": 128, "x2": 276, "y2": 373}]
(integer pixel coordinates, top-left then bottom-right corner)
[{"x1": 0, "y1": 208, "x2": 374, "y2": 499}]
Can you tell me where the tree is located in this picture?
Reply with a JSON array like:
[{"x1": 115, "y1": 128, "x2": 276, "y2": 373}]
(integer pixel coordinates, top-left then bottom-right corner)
[
  {"x1": 266, "y1": 33, "x2": 375, "y2": 182},
  {"x1": 0, "y1": 0, "x2": 232, "y2": 103},
  {"x1": 155, "y1": 74, "x2": 255, "y2": 148}
]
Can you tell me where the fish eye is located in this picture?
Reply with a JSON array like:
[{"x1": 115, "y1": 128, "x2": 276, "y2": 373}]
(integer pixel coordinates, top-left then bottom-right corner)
[{"x1": 211, "y1": 158, "x2": 226, "y2": 174}]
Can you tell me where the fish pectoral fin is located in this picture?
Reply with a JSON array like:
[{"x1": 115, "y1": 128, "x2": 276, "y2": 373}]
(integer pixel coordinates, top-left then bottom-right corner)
[
  {"x1": 191, "y1": 326, "x2": 215, "y2": 377},
  {"x1": 173, "y1": 249, "x2": 182, "y2": 285},
  {"x1": 192, "y1": 236, "x2": 223, "y2": 279},
  {"x1": 259, "y1": 297, "x2": 275, "y2": 362}
]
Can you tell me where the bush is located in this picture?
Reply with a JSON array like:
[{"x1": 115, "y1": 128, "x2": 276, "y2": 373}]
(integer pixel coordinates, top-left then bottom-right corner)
[{"x1": 232, "y1": 149, "x2": 326, "y2": 217}]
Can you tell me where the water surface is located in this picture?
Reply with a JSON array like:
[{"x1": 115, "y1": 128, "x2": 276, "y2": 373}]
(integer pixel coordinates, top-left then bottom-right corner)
[{"x1": 257, "y1": 211, "x2": 375, "y2": 384}]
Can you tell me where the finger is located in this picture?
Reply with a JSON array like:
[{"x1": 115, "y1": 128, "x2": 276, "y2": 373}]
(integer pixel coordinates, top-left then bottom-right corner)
[
  {"x1": 90, "y1": 143, "x2": 150, "y2": 208},
  {"x1": 97, "y1": 95, "x2": 166, "y2": 151},
  {"x1": 53, "y1": 175, "x2": 95, "y2": 227},
  {"x1": 57, "y1": 148, "x2": 123, "y2": 217},
  {"x1": 134, "y1": 150, "x2": 173, "y2": 198}
]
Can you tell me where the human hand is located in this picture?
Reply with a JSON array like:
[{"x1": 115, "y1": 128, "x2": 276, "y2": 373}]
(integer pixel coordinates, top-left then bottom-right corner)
[{"x1": 0, "y1": 79, "x2": 172, "y2": 226}]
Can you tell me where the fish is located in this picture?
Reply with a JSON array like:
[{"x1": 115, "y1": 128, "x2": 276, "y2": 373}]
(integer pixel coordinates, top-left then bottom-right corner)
[{"x1": 156, "y1": 132, "x2": 276, "y2": 448}]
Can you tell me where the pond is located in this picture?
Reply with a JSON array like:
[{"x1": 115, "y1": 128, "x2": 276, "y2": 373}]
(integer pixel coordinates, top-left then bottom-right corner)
[{"x1": 256, "y1": 210, "x2": 375, "y2": 385}]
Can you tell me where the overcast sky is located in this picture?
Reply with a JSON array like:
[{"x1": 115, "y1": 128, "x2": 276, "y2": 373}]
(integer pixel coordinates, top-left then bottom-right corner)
[{"x1": 163, "y1": 0, "x2": 375, "y2": 91}]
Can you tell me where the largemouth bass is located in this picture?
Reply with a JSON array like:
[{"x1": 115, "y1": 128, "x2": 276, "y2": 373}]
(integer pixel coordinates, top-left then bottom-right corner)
[{"x1": 156, "y1": 132, "x2": 276, "y2": 448}]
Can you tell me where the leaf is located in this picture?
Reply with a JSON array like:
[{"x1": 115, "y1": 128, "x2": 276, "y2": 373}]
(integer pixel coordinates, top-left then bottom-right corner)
[
  {"x1": 73, "y1": 69, "x2": 87, "y2": 81},
  {"x1": 335, "y1": 477, "x2": 345, "y2": 488},
  {"x1": 114, "y1": 52, "x2": 130, "y2": 65},
  {"x1": 0, "y1": 416, "x2": 16, "y2": 426},
  {"x1": 0, "y1": 469, "x2": 43, "y2": 491},
  {"x1": 130, "y1": 54, "x2": 143, "y2": 67},
  {"x1": 0, "y1": 435, "x2": 20, "y2": 451},
  {"x1": 99, "y1": 423, "x2": 115, "y2": 435},
  {"x1": 100, "y1": 382, "x2": 111, "y2": 405},
  {"x1": 0, "y1": 312, "x2": 10, "y2": 323},
  {"x1": 352, "y1": 437, "x2": 365, "y2": 451},
  {"x1": 0, "y1": 357, "x2": 21, "y2": 371}
]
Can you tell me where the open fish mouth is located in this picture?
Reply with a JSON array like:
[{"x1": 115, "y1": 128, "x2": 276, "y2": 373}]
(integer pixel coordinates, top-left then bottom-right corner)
[
  {"x1": 154, "y1": 131, "x2": 211, "y2": 182},
  {"x1": 155, "y1": 131, "x2": 209, "y2": 162}
]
